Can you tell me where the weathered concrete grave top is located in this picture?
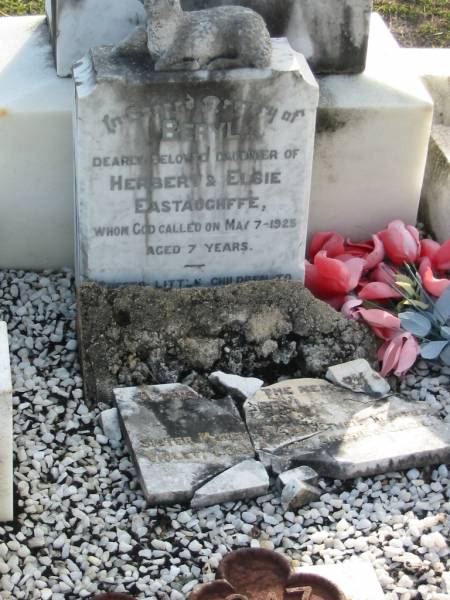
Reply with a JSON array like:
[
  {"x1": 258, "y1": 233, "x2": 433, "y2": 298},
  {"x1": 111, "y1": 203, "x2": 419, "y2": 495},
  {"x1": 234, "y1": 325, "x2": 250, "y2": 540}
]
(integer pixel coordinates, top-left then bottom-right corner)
[
  {"x1": 73, "y1": 38, "x2": 318, "y2": 286},
  {"x1": 245, "y1": 378, "x2": 450, "y2": 477},
  {"x1": 0, "y1": 322, "x2": 13, "y2": 522},
  {"x1": 114, "y1": 383, "x2": 254, "y2": 505},
  {"x1": 77, "y1": 280, "x2": 376, "y2": 403}
]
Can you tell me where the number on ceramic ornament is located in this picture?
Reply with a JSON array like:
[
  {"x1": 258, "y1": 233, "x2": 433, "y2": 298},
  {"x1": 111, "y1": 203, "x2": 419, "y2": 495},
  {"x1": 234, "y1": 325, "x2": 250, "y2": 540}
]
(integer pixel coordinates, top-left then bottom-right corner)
[{"x1": 285, "y1": 586, "x2": 313, "y2": 600}]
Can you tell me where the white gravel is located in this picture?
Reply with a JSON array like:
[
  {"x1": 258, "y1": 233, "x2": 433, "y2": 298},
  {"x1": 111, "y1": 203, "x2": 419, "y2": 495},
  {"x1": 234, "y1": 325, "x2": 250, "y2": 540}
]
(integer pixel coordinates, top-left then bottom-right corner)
[{"x1": 0, "y1": 269, "x2": 449, "y2": 600}]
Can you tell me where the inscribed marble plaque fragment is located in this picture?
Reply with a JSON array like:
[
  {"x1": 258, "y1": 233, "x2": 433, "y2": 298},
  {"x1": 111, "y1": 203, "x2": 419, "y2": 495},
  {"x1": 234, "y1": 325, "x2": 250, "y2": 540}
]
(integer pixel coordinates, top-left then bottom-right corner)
[
  {"x1": 115, "y1": 384, "x2": 254, "y2": 505},
  {"x1": 245, "y1": 378, "x2": 450, "y2": 477},
  {"x1": 73, "y1": 39, "x2": 318, "y2": 287}
]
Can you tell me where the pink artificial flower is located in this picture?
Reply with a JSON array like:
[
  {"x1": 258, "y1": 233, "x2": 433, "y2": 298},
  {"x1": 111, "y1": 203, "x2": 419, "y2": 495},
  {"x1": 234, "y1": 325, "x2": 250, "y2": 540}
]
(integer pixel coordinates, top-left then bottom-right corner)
[
  {"x1": 378, "y1": 332, "x2": 420, "y2": 377},
  {"x1": 344, "y1": 234, "x2": 384, "y2": 270},
  {"x1": 358, "y1": 281, "x2": 402, "y2": 301},
  {"x1": 357, "y1": 308, "x2": 401, "y2": 340},
  {"x1": 341, "y1": 295, "x2": 363, "y2": 318},
  {"x1": 308, "y1": 231, "x2": 345, "y2": 260},
  {"x1": 378, "y1": 220, "x2": 420, "y2": 265},
  {"x1": 305, "y1": 251, "x2": 365, "y2": 308},
  {"x1": 419, "y1": 257, "x2": 450, "y2": 297}
]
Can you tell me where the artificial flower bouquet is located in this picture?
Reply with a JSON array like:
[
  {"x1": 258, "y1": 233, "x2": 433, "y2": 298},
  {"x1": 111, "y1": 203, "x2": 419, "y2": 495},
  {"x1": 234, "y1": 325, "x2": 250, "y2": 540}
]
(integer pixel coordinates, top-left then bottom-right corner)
[{"x1": 305, "y1": 220, "x2": 450, "y2": 377}]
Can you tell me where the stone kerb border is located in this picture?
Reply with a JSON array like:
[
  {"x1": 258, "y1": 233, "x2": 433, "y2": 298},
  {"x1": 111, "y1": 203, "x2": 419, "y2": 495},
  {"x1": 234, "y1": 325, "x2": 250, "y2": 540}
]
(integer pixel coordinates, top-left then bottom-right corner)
[{"x1": 0, "y1": 321, "x2": 13, "y2": 522}]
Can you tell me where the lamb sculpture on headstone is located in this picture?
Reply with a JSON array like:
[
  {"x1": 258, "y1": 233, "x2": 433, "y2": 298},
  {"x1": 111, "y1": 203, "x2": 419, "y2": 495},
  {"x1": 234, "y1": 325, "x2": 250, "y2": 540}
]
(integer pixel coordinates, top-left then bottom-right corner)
[{"x1": 115, "y1": 0, "x2": 272, "y2": 70}]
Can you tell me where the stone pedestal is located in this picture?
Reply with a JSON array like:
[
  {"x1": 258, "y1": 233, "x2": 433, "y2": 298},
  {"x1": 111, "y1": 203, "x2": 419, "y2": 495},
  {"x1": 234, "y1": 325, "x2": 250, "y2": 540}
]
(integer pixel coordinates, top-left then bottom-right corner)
[
  {"x1": 0, "y1": 16, "x2": 73, "y2": 271},
  {"x1": 73, "y1": 40, "x2": 318, "y2": 286},
  {"x1": 46, "y1": 0, "x2": 146, "y2": 77},
  {"x1": 0, "y1": 322, "x2": 13, "y2": 522}
]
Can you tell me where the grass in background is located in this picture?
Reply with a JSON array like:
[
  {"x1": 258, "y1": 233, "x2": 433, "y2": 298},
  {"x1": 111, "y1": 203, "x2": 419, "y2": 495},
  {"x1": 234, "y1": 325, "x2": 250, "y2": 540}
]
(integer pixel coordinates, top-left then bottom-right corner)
[
  {"x1": 0, "y1": 0, "x2": 448, "y2": 47},
  {"x1": 0, "y1": 0, "x2": 43, "y2": 16},
  {"x1": 374, "y1": 0, "x2": 450, "y2": 47}
]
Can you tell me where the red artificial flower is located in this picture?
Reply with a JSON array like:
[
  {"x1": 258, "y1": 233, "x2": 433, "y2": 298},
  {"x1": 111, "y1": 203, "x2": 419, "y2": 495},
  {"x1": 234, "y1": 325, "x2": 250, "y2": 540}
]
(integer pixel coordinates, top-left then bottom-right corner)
[
  {"x1": 378, "y1": 332, "x2": 420, "y2": 377},
  {"x1": 420, "y1": 238, "x2": 450, "y2": 272},
  {"x1": 378, "y1": 220, "x2": 420, "y2": 265},
  {"x1": 419, "y1": 257, "x2": 450, "y2": 297},
  {"x1": 308, "y1": 231, "x2": 345, "y2": 260},
  {"x1": 420, "y1": 238, "x2": 441, "y2": 262},
  {"x1": 434, "y1": 239, "x2": 450, "y2": 271},
  {"x1": 344, "y1": 234, "x2": 384, "y2": 270},
  {"x1": 370, "y1": 262, "x2": 399, "y2": 285},
  {"x1": 305, "y1": 251, "x2": 365, "y2": 308}
]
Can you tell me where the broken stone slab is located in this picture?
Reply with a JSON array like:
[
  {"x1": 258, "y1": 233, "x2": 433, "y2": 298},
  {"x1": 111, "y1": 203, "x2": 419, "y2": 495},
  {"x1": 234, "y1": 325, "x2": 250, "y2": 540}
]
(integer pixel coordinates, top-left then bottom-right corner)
[
  {"x1": 245, "y1": 378, "x2": 450, "y2": 478},
  {"x1": 281, "y1": 479, "x2": 322, "y2": 510},
  {"x1": 0, "y1": 322, "x2": 13, "y2": 522},
  {"x1": 99, "y1": 408, "x2": 122, "y2": 444},
  {"x1": 191, "y1": 459, "x2": 269, "y2": 509},
  {"x1": 114, "y1": 384, "x2": 254, "y2": 506},
  {"x1": 209, "y1": 371, "x2": 264, "y2": 401},
  {"x1": 77, "y1": 281, "x2": 376, "y2": 403},
  {"x1": 326, "y1": 359, "x2": 390, "y2": 398},
  {"x1": 276, "y1": 465, "x2": 319, "y2": 492}
]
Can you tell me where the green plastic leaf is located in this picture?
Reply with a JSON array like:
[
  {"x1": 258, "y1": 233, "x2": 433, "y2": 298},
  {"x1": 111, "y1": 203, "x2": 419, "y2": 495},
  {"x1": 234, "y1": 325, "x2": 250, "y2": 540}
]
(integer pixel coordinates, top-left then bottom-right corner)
[
  {"x1": 409, "y1": 300, "x2": 430, "y2": 310},
  {"x1": 434, "y1": 287, "x2": 450, "y2": 324},
  {"x1": 420, "y1": 340, "x2": 449, "y2": 360},
  {"x1": 396, "y1": 274, "x2": 413, "y2": 284},
  {"x1": 400, "y1": 299, "x2": 429, "y2": 310},
  {"x1": 395, "y1": 282, "x2": 415, "y2": 296},
  {"x1": 399, "y1": 311, "x2": 432, "y2": 338},
  {"x1": 441, "y1": 343, "x2": 450, "y2": 366}
]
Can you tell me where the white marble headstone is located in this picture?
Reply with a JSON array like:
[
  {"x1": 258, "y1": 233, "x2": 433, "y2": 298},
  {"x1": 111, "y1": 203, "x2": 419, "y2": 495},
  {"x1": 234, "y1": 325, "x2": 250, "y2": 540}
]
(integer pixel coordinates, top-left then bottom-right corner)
[
  {"x1": 73, "y1": 39, "x2": 318, "y2": 288},
  {"x1": 0, "y1": 322, "x2": 13, "y2": 522}
]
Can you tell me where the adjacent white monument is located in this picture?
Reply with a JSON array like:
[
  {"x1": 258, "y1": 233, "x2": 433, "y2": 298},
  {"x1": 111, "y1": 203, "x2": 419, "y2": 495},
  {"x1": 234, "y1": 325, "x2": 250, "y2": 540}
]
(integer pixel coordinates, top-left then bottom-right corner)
[
  {"x1": 73, "y1": 38, "x2": 318, "y2": 287},
  {"x1": 0, "y1": 322, "x2": 13, "y2": 522},
  {"x1": 46, "y1": 0, "x2": 147, "y2": 77}
]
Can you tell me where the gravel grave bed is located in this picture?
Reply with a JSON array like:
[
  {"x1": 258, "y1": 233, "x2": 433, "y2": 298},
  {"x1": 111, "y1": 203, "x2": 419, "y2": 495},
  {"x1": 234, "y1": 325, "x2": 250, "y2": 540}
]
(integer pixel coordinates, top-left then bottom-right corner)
[{"x1": 0, "y1": 269, "x2": 449, "y2": 600}]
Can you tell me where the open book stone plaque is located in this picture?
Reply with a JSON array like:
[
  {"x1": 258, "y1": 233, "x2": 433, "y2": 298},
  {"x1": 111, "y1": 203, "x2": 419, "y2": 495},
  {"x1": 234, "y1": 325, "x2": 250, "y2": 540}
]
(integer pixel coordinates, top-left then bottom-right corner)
[{"x1": 73, "y1": 39, "x2": 318, "y2": 287}]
